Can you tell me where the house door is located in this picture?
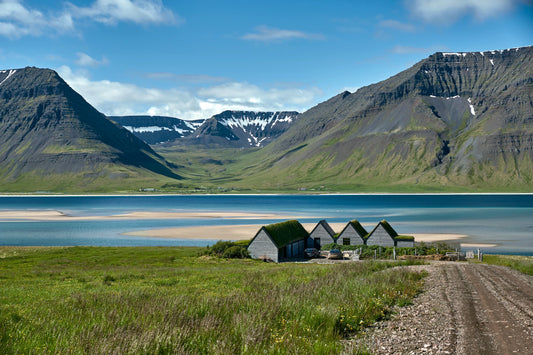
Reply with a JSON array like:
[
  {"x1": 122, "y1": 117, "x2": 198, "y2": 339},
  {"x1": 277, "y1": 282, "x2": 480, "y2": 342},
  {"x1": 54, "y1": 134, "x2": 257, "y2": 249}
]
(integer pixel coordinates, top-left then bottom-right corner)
[{"x1": 314, "y1": 238, "x2": 321, "y2": 249}]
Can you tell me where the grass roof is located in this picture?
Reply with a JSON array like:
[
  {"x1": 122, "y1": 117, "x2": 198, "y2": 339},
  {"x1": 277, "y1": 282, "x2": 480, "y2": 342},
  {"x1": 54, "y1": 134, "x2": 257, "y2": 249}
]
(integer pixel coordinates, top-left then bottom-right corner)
[
  {"x1": 395, "y1": 235, "x2": 415, "y2": 241},
  {"x1": 349, "y1": 219, "x2": 369, "y2": 238},
  {"x1": 264, "y1": 220, "x2": 309, "y2": 248},
  {"x1": 379, "y1": 220, "x2": 398, "y2": 237}
]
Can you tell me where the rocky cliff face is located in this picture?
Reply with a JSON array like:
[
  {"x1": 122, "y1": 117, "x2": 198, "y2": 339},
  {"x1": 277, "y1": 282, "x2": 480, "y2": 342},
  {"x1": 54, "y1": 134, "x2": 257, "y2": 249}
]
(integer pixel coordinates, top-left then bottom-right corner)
[
  {"x1": 183, "y1": 110, "x2": 300, "y2": 148},
  {"x1": 252, "y1": 46, "x2": 533, "y2": 189},
  {"x1": 110, "y1": 115, "x2": 204, "y2": 145},
  {"x1": 0, "y1": 67, "x2": 180, "y2": 189}
]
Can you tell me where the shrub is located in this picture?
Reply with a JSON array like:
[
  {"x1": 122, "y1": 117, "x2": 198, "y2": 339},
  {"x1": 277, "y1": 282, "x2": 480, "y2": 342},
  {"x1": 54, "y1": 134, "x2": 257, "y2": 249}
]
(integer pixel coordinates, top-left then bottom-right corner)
[
  {"x1": 202, "y1": 240, "x2": 251, "y2": 259},
  {"x1": 222, "y1": 245, "x2": 250, "y2": 259}
]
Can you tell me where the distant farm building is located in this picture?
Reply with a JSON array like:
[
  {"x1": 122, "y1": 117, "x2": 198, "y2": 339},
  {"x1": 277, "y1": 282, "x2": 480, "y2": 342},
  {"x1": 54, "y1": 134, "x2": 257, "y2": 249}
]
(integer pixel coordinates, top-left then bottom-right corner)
[
  {"x1": 366, "y1": 220, "x2": 414, "y2": 248},
  {"x1": 248, "y1": 219, "x2": 414, "y2": 262},
  {"x1": 337, "y1": 219, "x2": 368, "y2": 246},
  {"x1": 248, "y1": 220, "x2": 309, "y2": 263},
  {"x1": 307, "y1": 220, "x2": 336, "y2": 248}
]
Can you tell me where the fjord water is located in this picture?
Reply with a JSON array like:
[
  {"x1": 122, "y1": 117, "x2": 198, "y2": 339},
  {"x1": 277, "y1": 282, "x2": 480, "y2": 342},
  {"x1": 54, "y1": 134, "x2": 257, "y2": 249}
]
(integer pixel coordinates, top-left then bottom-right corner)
[{"x1": 0, "y1": 194, "x2": 532, "y2": 255}]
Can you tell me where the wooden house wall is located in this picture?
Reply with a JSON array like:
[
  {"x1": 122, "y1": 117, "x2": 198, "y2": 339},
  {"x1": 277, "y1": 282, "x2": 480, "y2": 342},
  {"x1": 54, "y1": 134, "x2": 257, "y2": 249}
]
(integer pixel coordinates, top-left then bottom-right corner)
[
  {"x1": 366, "y1": 225, "x2": 395, "y2": 247},
  {"x1": 337, "y1": 224, "x2": 366, "y2": 246},
  {"x1": 396, "y1": 240, "x2": 414, "y2": 248},
  {"x1": 248, "y1": 229, "x2": 280, "y2": 262},
  {"x1": 309, "y1": 224, "x2": 336, "y2": 248}
]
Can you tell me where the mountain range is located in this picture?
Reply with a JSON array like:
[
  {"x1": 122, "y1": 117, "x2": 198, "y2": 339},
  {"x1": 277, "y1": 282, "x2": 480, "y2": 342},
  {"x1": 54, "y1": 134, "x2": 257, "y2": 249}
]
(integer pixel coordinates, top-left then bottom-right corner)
[
  {"x1": 0, "y1": 67, "x2": 180, "y2": 192},
  {"x1": 183, "y1": 110, "x2": 300, "y2": 148},
  {"x1": 1, "y1": 45, "x2": 531, "y2": 192},
  {"x1": 111, "y1": 110, "x2": 300, "y2": 148},
  {"x1": 234, "y1": 46, "x2": 533, "y2": 190},
  {"x1": 110, "y1": 115, "x2": 204, "y2": 145}
]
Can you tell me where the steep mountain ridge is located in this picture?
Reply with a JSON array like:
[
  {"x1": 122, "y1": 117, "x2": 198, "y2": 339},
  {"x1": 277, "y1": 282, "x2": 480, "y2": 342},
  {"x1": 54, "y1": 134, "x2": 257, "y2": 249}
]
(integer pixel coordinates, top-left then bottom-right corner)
[
  {"x1": 240, "y1": 46, "x2": 533, "y2": 190},
  {"x1": 184, "y1": 110, "x2": 300, "y2": 148},
  {"x1": 0, "y1": 67, "x2": 180, "y2": 191},
  {"x1": 110, "y1": 115, "x2": 204, "y2": 145}
]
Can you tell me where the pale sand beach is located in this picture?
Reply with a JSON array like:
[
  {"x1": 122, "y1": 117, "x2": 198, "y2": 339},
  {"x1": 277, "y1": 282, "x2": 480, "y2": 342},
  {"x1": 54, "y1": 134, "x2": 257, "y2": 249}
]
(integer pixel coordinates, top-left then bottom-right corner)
[
  {"x1": 0, "y1": 210, "x2": 299, "y2": 221},
  {"x1": 124, "y1": 224, "x2": 470, "y2": 243},
  {"x1": 124, "y1": 223, "x2": 350, "y2": 240},
  {"x1": 460, "y1": 243, "x2": 499, "y2": 248},
  {"x1": 410, "y1": 233, "x2": 469, "y2": 242},
  {"x1": 2, "y1": 210, "x2": 482, "y2": 246}
]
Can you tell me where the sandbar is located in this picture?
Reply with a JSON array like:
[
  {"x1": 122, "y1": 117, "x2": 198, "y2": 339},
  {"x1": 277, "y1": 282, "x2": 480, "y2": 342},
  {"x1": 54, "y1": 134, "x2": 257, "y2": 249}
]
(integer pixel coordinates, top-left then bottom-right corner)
[
  {"x1": 125, "y1": 224, "x2": 469, "y2": 242},
  {"x1": 410, "y1": 233, "x2": 469, "y2": 242},
  {"x1": 460, "y1": 243, "x2": 498, "y2": 248}
]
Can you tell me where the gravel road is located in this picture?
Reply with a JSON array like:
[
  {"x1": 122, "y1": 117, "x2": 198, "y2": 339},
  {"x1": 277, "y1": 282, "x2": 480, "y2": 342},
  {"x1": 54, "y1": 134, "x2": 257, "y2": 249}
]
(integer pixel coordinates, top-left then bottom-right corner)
[{"x1": 347, "y1": 262, "x2": 533, "y2": 354}]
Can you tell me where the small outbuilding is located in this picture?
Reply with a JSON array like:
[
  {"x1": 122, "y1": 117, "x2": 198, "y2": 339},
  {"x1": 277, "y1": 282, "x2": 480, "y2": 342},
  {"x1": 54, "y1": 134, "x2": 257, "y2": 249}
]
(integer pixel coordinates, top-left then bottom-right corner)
[
  {"x1": 366, "y1": 220, "x2": 415, "y2": 247},
  {"x1": 308, "y1": 220, "x2": 336, "y2": 249},
  {"x1": 337, "y1": 219, "x2": 368, "y2": 246},
  {"x1": 395, "y1": 235, "x2": 415, "y2": 248},
  {"x1": 248, "y1": 220, "x2": 309, "y2": 262}
]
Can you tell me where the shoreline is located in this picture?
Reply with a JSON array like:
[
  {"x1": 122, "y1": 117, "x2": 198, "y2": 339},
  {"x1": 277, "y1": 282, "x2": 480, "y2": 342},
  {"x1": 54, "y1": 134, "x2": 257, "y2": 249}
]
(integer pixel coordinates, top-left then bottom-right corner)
[
  {"x1": 0, "y1": 210, "x2": 301, "y2": 221},
  {"x1": 123, "y1": 224, "x2": 478, "y2": 245},
  {"x1": 1, "y1": 210, "x2": 496, "y2": 248},
  {"x1": 1, "y1": 192, "x2": 533, "y2": 197}
]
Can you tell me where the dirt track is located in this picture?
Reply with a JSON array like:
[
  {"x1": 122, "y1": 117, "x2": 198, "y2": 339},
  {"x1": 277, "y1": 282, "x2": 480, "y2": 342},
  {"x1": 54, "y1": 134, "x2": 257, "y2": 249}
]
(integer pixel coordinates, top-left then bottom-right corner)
[{"x1": 349, "y1": 262, "x2": 533, "y2": 354}]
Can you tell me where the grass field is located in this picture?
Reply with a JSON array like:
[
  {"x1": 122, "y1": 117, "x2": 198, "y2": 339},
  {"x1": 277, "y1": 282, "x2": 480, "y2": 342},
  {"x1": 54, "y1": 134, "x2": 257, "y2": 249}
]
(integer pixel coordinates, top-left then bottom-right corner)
[
  {"x1": 482, "y1": 254, "x2": 533, "y2": 276},
  {"x1": 0, "y1": 247, "x2": 425, "y2": 354}
]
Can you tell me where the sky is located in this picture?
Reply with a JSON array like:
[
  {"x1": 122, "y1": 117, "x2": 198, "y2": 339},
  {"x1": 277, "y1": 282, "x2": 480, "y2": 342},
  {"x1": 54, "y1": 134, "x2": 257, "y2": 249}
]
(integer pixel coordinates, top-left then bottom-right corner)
[{"x1": 0, "y1": 0, "x2": 532, "y2": 120}]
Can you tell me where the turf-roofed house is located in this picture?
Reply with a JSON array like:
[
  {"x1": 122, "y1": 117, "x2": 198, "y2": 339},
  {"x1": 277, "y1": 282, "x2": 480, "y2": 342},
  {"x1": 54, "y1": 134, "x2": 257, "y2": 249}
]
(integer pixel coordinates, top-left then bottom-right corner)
[
  {"x1": 337, "y1": 219, "x2": 368, "y2": 246},
  {"x1": 248, "y1": 220, "x2": 309, "y2": 262},
  {"x1": 366, "y1": 220, "x2": 415, "y2": 248},
  {"x1": 307, "y1": 220, "x2": 336, "y2": 249}
]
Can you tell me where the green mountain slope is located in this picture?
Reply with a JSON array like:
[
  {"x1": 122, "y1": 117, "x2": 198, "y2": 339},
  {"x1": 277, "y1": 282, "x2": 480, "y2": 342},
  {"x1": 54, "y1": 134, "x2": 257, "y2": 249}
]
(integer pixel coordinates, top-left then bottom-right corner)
[
  {"x1": 0, "y1": 67, "x2": 181, "y2": 192},
  {"x1": 217, "y1": 46, "x2": 533, "y2": 191}
]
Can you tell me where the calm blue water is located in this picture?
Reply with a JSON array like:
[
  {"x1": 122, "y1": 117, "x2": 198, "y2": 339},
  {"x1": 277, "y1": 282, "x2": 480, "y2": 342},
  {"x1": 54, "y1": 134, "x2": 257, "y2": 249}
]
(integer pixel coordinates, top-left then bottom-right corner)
[{"x1": 0, "y1": 194, "x2": 532, "y2": 255}]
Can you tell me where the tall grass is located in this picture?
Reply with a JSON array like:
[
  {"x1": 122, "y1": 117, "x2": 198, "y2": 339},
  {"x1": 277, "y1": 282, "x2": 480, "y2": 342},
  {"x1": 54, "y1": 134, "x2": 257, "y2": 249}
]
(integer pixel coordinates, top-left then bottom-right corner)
[
  {"x1": 482, "y1": 254, "x2": 533, "y2": 275},
  {"x1": 0, "y1": 247, "x2": 425, "y2": 354}
]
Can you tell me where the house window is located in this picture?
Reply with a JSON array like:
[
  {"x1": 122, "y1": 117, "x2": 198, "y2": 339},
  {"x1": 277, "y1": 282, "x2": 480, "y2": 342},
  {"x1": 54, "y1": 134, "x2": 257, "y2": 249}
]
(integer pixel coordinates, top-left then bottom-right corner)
[
  {"x1": 314, "y1": 238, "x2": 321, "y2": 248},
  {"x1": 342, "y1": 238, "x2": 350, "y2": 246}
]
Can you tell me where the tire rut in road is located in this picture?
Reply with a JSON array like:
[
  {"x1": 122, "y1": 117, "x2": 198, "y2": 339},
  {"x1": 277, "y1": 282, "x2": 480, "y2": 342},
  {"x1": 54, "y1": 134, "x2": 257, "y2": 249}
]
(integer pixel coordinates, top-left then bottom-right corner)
[
  {"x1": 473, "y1": 264, "x2": 533, "y2": 322},
  {"x1": 347, "y1": 262, "x2": 533, "y2": 354},
  {"x1": 442, "y1": 263, "x2": 495, "y2": 354},
  {"x1": 459, "y1": 263, "x2": 532, "y2": 354}
]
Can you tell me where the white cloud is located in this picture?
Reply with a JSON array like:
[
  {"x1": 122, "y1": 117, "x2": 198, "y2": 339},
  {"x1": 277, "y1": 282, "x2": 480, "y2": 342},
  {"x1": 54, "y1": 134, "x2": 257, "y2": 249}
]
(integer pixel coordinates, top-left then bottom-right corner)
[
  {"x1": 57, "y1": 65, "x2": 201, "y2": 118},
  {"x1": 57, "y1": 66, "x2": 322, "y2": 120},
  {"x1": 0, "y1": 0, "x2": 177, "y2": 39},
  {"x1": 198, "y1": 82, "x2": 322, "y2": 109},
  {"x1": 0, "y1": 0, "x2": 74, "y2": 38},
  {"x1": 242, "y1": 25, "x2": 325, "y2": 42},
  {"x1": 407, "y1": 0, "x2": 521, "y2": 23},
  {"x1": 378, "y1": 19, "x2": 416, "y2": 32},
  {"x1": 68, "y1": 0, "x2": 178, "y2": 25},
  {"x1": 75, "y1": 52, "x2": 109, "y2": 67}
]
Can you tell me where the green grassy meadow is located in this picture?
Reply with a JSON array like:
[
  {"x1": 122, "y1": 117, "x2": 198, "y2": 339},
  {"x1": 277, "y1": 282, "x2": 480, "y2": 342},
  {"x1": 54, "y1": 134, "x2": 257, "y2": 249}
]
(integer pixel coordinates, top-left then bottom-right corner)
[
  {"x1": 155, "y1": 145, "x2": 533, "y2": 194},
  {"x1": 482, "y1": 254, "x2": 533, "y2": 275},
  {"x1": 0, "y1": 247, "x2": 425, "y2": 354}
]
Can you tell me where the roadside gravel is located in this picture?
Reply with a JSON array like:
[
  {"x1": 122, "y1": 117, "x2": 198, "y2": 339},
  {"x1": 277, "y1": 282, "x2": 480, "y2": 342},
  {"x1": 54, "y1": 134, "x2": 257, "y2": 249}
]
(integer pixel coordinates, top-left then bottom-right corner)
[{"x1": 345, "y1": 262, "x2": 533, "y2": 354}]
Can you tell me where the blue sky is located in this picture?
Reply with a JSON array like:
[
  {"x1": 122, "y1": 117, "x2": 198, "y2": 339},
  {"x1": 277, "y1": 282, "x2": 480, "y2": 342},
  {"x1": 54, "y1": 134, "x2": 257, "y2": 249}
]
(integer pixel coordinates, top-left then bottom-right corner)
[{"x1": 1, "y1": 0, "x2": 532, "y2": 120}]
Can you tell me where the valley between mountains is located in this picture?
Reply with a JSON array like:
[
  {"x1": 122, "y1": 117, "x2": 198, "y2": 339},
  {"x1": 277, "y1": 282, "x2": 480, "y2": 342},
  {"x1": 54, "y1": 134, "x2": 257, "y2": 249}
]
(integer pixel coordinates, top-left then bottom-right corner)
[{"x1": 0, "y1": 46, "x2": 532, "y2": 193}]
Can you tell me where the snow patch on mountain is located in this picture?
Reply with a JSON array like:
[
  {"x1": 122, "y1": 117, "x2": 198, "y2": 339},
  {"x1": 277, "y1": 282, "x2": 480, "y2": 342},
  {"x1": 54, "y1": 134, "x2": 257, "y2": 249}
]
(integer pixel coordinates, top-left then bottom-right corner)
[
  {"x1": 214, "y1": 111, "x2": 298, "y2": 147},
  {"x1": 0, "y1": 69, "x2": 17, "y2": 86},
  {"x1": 468, "y1": 98, "x2": 476, "y2": 116},
  {"x1": 190, "y1": 110, "x2": 300, "y2": 148}
]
